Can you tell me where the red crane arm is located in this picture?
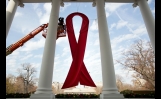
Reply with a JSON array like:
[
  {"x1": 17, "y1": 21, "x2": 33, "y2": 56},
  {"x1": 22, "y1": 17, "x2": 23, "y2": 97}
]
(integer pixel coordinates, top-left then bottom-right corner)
[{"x1": 6, "y1": 23, "x2": 48, "y2": 56}]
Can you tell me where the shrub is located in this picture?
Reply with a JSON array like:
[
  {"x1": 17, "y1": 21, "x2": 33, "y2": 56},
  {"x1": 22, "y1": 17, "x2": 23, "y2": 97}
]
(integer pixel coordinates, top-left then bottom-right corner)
[
  {"x1": 6, "y1": 93, "x2": 31, "y2": 98},
  {"x1": 6, "y1": 91, "x2": 155, "y2": 98},
  {"x1": 55, "y1": 94, "x2": 99, "y2": 98},
  {"x1": 120, "y1": 90, "x2": 155, "y2": 98}
]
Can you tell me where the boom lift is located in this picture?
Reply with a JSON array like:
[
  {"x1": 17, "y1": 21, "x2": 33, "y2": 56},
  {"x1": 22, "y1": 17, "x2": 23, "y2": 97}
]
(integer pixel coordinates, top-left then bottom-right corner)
[{"x1": 6, "y1": 22, "x2": 66, "y2": 56}]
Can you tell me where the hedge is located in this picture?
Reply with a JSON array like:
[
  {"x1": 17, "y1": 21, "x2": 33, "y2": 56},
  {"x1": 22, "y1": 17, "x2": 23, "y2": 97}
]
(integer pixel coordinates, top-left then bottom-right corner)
[{"x1": 6, "y1": 90, "x2": 155, "y2": 98}]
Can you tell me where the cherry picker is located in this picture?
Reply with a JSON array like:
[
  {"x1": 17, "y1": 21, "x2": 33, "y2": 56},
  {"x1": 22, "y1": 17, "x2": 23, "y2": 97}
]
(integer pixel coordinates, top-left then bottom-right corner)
[{"x1": 6, "y1": 17, "x2": 66, "y2": 56}]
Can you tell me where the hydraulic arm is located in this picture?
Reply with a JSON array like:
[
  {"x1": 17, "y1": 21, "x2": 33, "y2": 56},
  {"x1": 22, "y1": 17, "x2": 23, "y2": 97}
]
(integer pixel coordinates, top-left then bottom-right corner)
[
  {"x1": 6, "y1": 23, "x2": 48, "y2": 56},
  {"x1": 6, "y1": 18, "x2": 66, "y2": 57}
]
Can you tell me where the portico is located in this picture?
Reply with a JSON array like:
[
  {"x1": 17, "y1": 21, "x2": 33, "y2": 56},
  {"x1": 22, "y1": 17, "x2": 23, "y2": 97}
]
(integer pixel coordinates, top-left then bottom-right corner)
[{"x1": 6, "y1": 0, "x2": 155, "y2": 99}]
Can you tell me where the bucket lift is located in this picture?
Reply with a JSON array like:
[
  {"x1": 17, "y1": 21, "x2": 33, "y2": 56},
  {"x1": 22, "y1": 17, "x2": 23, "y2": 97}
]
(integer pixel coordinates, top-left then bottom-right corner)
[
  {"x1": 42, "y1": 24, "x2": 66, "y2": 39},
  {"x1": 6, "y1": 17, "x2": 67, "y2": 56}
]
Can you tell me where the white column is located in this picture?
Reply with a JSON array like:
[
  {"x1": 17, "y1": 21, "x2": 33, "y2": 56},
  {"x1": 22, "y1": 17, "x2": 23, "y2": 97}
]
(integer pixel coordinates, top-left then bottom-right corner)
[
  {"x1": 138, "y1": 0, "x2": 155, "y2": 51},
  {"x1": 95, "y1": 0, "x2": 124, "y2": 99},
  {"x1": 30, "y1": 0, "x2": 60, "y2": 99},
  {"x1": 6, "y1": 0, "x2": 19, "y2": 39}
]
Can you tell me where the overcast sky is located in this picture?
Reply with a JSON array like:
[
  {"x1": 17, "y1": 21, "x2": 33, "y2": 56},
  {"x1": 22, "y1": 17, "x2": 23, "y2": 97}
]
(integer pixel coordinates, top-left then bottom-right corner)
[{"x1": 6, "y1": 0, "x2": 155, "y2": 86}]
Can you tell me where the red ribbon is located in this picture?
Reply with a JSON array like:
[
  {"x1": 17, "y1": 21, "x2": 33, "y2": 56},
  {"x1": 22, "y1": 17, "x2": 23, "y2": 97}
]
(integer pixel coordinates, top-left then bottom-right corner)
[{"x1": 62, "y1": 12, "x2": 96, "y2": 89}]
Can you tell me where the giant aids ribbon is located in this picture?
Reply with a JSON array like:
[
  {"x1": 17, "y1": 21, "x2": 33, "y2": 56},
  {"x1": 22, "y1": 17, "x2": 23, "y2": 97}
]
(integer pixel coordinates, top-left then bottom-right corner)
[{"x1": 61, "y1": 12, "x2": 96, "y2": 89}]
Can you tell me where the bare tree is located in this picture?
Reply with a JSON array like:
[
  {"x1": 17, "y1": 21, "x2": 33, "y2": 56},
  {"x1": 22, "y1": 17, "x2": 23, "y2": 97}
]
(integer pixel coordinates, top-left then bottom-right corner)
[
  {"x1": 116, "y1": 40, "x2": 155, "y2": 90},
  {"x1": 17, "y1": 63, "x2": 37, "y2": 93},
  {"x1": 15, "y1": 76, "x2": 25, "y2": 93},
  {"x1": 115, "y1": 74, "x2": 135, "y2": 91},
  {"x1": 6, "y1": 74, "x2": 16, "y2": 93},
  {"x1": 122, "y1": 83, "x2": 134, "y2": 90},
  {"x1": 116, "y1": 74, "x2": 124, "y2": 91}
]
